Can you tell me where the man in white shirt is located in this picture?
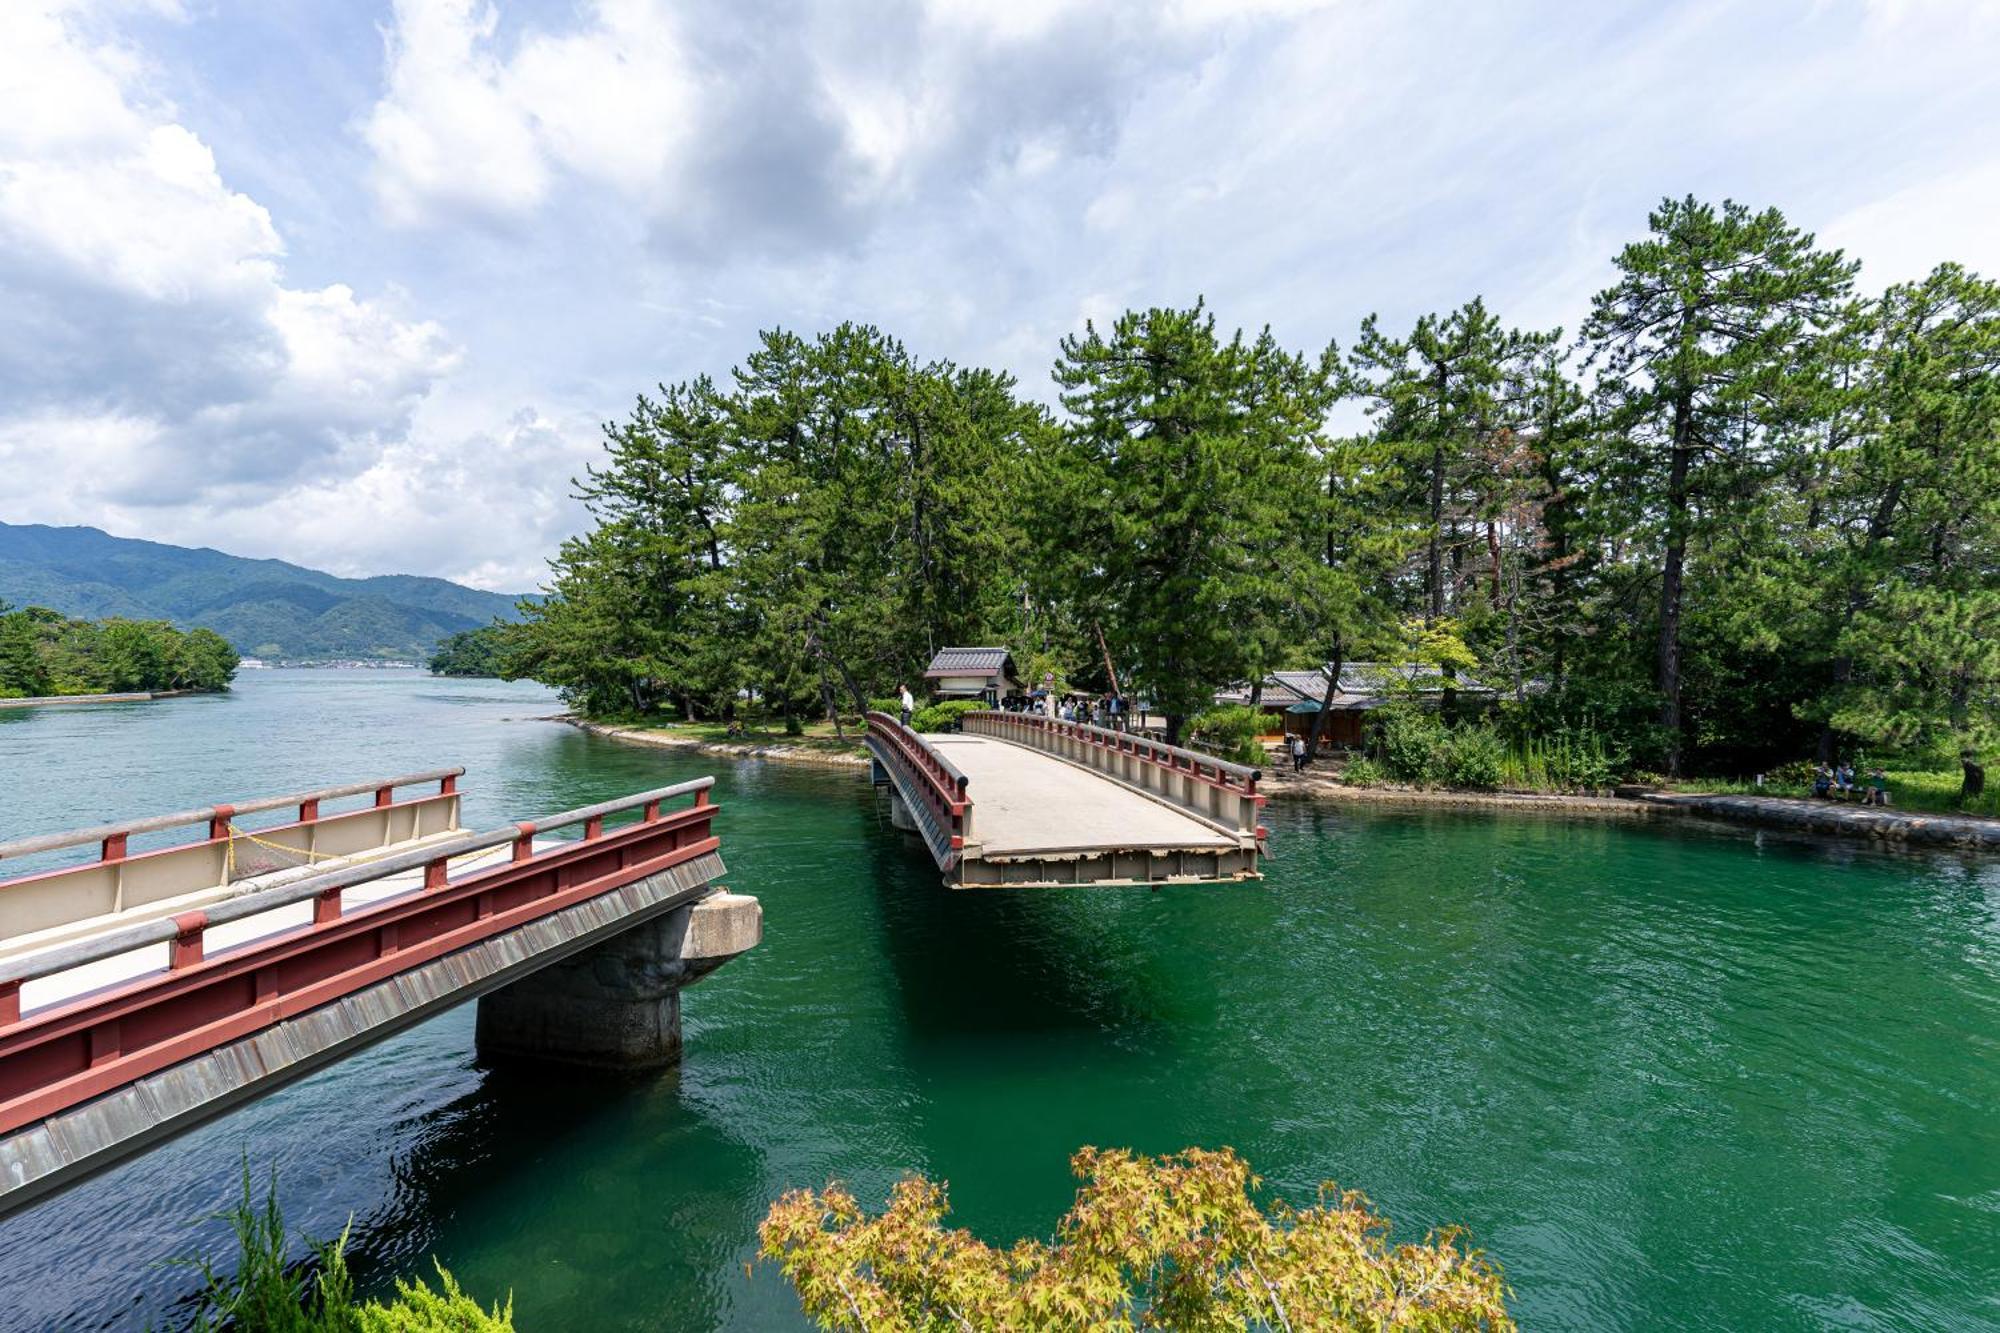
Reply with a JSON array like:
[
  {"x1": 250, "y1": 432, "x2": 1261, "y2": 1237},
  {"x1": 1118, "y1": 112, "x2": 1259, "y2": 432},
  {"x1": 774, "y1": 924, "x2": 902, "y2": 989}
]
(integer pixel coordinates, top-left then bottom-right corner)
[{"x1": 899, "y1": 684, "x2": 915, "y2": 726}]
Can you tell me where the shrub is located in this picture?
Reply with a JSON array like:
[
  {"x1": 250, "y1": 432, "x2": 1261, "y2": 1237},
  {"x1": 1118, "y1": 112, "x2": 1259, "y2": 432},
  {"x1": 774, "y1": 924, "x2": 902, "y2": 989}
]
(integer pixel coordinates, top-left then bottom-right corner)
[
  {"x1": 1377, "y1": 706, "x2": 1450, "y2": 786},
  {"x1": 866, "y1": 697, "x2": 902, "y2": 718},
  {"x1": 760, "y1": 1146, "x2": 1513, "y2": 1331},
  {"x1": 1341, "y1": 755, "x2": 1386, "y2": 787},
  {"x1": 1766, "y1": 759, "x2": 1817, "y2": 788},
  {"x1": 1498, "y1": 732, "x2": 1626, "y2": 792},
  {"x1": 1442, "y1": 726, "x2": 1507, "y2": 790},
  {"x1": 910, "y1": 699, "x2": 986, "y2": 733}
]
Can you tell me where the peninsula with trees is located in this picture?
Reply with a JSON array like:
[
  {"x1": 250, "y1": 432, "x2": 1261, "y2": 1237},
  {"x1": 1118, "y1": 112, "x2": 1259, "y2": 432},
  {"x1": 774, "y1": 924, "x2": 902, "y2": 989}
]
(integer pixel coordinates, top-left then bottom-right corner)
[{"x1": 490, "y1": 195, "x2": 1999, "y2": 811}]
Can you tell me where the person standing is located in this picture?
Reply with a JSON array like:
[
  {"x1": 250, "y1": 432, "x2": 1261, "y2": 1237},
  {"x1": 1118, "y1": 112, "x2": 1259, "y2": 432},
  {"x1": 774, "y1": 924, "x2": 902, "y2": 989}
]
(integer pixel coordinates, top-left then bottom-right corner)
[
  {"x1": 898, "y1": 683, "x2": 915, "y2": 727},
  {"x1": 1291, "y1": 733, "x2": 1307, "y2": 772}
]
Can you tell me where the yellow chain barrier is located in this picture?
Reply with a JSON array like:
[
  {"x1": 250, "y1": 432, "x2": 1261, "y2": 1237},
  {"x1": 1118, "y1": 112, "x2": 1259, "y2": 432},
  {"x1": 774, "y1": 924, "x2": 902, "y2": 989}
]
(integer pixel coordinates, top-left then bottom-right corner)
[{"x1": 223, "y1": 821, "x2": 510, "y2": 884}]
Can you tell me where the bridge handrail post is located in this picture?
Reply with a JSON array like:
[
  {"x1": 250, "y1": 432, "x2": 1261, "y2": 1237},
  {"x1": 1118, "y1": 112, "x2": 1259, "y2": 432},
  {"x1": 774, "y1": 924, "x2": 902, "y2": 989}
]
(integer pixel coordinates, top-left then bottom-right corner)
[
  {"x1": 0, "y1": 777, "x2": 720, "y2": 995},
  {"x1": 0, "y1": 767, "x2": 470, "y2": 866}
]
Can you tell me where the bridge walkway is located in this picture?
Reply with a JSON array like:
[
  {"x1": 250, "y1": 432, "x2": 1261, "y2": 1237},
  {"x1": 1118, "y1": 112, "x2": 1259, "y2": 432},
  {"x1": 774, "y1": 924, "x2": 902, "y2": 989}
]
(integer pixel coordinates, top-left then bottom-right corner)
[
  {"x1": 864, "y1": 710, "x2": 1264, "y2": 887},
  {"x1": 924, "y1": 733, "x2": 1235, "y2": 858}
]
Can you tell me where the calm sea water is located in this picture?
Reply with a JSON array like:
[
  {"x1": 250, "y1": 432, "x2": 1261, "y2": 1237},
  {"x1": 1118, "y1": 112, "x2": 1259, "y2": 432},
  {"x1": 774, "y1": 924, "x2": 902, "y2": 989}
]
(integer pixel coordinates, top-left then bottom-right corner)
[{"x1": 0, "y1": 669, "x2": 1996, "y2": 1330}]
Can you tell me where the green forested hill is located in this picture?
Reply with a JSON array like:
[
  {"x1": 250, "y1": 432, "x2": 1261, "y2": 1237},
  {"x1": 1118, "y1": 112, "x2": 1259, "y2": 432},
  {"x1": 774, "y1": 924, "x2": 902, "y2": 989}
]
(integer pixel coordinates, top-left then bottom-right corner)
[{"x1": 0, "y1": 522, "x2": 526, "y2": 661}]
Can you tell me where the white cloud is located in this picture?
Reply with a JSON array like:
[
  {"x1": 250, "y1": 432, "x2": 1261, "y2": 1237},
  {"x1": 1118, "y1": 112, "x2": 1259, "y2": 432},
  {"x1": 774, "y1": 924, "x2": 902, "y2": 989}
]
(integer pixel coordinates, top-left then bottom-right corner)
[
  {"x1": 1822, "y1": 162, "x2": 2000, "y2": 292},
  {"x1": 364, "y1": 0, "x2": 695, "y2": 227},
  {"x1": 4, "y1": 0, "x2": 2000, "y2": 594},
  {"x1": 0, "y1": 0, "x2": 464, "y2": 543}
]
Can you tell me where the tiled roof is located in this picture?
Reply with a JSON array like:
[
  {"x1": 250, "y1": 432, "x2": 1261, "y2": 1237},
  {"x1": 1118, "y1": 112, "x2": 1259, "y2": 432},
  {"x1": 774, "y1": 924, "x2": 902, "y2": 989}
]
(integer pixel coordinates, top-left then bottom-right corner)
[
  {"x1": 924, "y1": 646, "x2": 1014, "y2": 677},
  {"x1": 1216, "y1": 661, "x2": 1493, "y2": 710}
]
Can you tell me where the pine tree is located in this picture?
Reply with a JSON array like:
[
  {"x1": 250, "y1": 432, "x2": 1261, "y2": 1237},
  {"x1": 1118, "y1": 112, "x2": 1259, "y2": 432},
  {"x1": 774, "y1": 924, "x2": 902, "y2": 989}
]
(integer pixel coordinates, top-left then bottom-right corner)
[
  {"x1": 1049, "y1": 301, "x2": 1340, "y2": 743},
  {"x1": 1582, "y1": 196, "x2": 1856, "y2": 774}
]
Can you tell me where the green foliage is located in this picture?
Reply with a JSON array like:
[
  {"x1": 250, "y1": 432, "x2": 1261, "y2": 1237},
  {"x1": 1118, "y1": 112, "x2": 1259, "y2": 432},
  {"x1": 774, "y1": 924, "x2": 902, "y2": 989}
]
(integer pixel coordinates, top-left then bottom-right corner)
[
  {"x1": 1497, "y1": 732, "x2": 1623, "y2": 792},
  {"x1": 0, "y1": 520, "x2": 520, "y2": 662},
  {"x1": 512, "y1": 328, "x2": 1051, "y2": 722},
  {"x1": 1374, "y1": 706, "x2": 1508, "y2": 790},
  {"x1": 1339, "y1": 755, "x2": 1385, "y2": 787},
  {"x1": 356, "y1": 1266, "x2": 513, "y2": 1333},
  {"x1": 0, "y1": 605, "x2": 237, "y2": 696},
  {"x1": 1377, "y1": 707, "x2": 1451, "y2": 787},
  {"x1": 1190, "y1": 704, "x2": 1270, "y2": 765},
  {"x1": 759, "y1": 1145, "x2": 1514, "y2": 1331},
  {"x1": 1442, "y1": 725, "x2": 1507, "y2": 790},
  {"x1": 1047, "y1": 300, "x2": 1343, "y2": 739},
  {"x1": 427, "y1": 624, "x2": 524, "y2": 678},
  {"x1": 178, "y1": 1169, "x2": 510, "y2": 1333},
  {"x1": 909, "y1": 699, "x2": 986, "y2": 733},
  {"x1": 507, "y1": 198, "x2": 2000, "y2": 788}
]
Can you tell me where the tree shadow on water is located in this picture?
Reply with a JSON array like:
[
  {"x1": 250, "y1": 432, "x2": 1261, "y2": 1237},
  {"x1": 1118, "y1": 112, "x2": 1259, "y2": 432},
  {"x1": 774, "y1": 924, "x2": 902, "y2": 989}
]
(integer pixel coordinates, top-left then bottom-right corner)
[{"x1": 856, "y1": 796, "x2": 1188, "y2": 1049}]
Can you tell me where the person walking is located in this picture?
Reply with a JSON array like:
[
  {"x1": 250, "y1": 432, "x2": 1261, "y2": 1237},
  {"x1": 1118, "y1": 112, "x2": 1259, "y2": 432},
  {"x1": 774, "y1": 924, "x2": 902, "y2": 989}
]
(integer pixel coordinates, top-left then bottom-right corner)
[
  {"x1": 898, "y1": 683, "x2": 915, "y2": 727},
  {"x1": 1290, "y1": 733, "x2": 1307, "y2": 772}
]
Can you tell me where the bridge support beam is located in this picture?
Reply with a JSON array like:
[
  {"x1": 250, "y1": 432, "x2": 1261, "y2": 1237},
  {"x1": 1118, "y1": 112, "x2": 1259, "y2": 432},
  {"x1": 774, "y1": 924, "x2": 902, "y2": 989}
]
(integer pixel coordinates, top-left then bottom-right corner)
[{"x1": 473, "y1": 892, "x2": 760, "y2": 1069}]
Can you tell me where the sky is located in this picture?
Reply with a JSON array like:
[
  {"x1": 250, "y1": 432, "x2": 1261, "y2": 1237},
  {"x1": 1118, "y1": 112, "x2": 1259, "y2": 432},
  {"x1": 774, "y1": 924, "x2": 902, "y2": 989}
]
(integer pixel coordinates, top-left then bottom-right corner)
[{"x1": 2, "y1": 0, "x2": 1998, "y2": 592}]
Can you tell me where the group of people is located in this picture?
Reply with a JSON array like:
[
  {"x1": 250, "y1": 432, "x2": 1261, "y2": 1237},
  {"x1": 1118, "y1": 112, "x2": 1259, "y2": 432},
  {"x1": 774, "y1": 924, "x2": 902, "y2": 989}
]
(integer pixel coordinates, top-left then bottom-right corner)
[
  {"x1": 1811, "y1": 762, "x2": 1891, "y2": 805},
  {"x1": 997, "y1": 691, "x2": 1130, "y2": 730}
]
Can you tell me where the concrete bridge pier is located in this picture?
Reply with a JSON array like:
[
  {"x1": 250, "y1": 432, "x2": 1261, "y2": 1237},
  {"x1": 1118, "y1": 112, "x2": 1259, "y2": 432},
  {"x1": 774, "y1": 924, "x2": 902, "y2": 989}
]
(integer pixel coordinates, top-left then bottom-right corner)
[
  {"x1": 885, "y1": 788, "x2": 918, "y2": 833},
  {"x1": 474, "y1": 891, "x2": 761, "y2": 1069}
]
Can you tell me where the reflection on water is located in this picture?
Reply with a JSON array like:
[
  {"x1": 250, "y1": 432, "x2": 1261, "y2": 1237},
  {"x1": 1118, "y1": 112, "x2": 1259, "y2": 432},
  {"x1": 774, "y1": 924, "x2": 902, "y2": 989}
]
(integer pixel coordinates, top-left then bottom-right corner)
[{"x1": 1, "y1": 671, "x2": 1997, "y2": 1330}]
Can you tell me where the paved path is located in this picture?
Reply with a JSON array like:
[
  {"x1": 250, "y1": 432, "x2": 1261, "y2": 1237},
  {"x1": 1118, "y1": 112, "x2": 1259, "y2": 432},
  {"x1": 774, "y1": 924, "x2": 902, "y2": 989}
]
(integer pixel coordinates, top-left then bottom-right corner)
[{"x1": 927, "y1": 734, "x2": 1232, "y2": 855}]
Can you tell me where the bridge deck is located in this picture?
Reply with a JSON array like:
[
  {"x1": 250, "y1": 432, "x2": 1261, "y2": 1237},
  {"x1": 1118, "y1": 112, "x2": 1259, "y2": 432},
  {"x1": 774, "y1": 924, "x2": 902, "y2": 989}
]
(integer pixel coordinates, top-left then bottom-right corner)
[{"x1": 927, "y1": 735, "x2": 1233, "y2": 856}]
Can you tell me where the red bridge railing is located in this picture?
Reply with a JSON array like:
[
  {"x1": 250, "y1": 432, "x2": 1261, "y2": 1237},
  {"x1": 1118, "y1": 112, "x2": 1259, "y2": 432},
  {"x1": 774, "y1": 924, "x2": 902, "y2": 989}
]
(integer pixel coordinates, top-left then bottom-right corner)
[
  {"x1": 863, "y1": 712, "x2": 973, "y2": 859},
  {"x1": 962, "y1": 711, "x2": 1265, "y2": 839},
  {"x1": 0, "y1": 779, "x2": 720, "y2": 1137},
  {"x1": 0, "y1": 768, "x2": 464, "y2": 868}
]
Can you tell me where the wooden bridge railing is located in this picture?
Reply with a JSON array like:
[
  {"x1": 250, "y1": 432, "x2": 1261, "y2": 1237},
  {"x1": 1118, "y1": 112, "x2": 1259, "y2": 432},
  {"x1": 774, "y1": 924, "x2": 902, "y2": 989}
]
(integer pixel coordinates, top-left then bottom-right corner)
[
  {"x1": 962, "y1": 711, "x2": 1265, "y2": 840},
  {"x1": 0, "y1": 778, "x2": 722, "y2": 1132},
  {"x1": 862, "y1": 712, "x2": 973, "y2": 865},
  {"x1": 0, "y1": 770, "x2": 465, "y2": 944}
]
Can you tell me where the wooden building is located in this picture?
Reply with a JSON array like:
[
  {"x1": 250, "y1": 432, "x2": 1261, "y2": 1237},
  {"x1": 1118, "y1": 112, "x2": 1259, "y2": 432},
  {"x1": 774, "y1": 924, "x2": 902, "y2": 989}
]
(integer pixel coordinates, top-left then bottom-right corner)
[{"x1": 923, "y1": 646, "x2": 1020, "y2": 706}]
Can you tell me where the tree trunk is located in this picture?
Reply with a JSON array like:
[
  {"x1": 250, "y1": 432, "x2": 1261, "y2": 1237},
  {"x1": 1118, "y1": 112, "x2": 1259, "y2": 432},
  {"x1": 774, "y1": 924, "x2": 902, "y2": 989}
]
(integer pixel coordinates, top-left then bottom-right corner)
[
  {"x1": 1657, "y1": 395, "x2": 1694, "y2": 777},
  {"x1": 1427, "y1": 441, "x2": 1446, "y2": 625},
  {"x1": 809, "y1": 612, "x2": 871, "y2": 716},
  {"x1": 1306, "y1": 633, "x2": 1345, "y2": 761},
  {"x1": 1094, "y1": 621, "x2": 1121, "y2": 698},
  {"x1": 1165, "y1": 713, "x2": 1183, "y2": 747},
  {"x1": 1964, "y1": 758, "x2": 1986, "y2": 801}
]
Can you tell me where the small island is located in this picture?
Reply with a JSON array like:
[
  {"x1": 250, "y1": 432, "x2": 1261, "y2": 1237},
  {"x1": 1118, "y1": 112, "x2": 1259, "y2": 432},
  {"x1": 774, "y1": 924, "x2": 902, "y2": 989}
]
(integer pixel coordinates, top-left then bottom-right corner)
[{"x1": 0, "y1": 602, "x2": 238, "y2": 703}]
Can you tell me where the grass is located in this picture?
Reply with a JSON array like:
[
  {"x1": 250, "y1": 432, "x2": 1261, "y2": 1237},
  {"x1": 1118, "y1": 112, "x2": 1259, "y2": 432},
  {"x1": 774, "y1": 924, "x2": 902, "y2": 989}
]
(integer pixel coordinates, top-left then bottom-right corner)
[{"x1": 1674, "y1": 768, "x2": 2000, "y2": 820}]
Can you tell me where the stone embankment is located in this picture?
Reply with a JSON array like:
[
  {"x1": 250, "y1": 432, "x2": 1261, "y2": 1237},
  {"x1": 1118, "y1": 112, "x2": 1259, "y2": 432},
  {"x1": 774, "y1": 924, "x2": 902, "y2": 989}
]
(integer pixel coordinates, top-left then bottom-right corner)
[
  {"x1": 1259, "y1": 767, "x2": 1657, "y2": 817},
  {"x1": 562, "y1": 717, "x2": 869, "y2": 768},
  {"x1": 1638, "y1": 791, "x2": 2000, "y2": 850}
]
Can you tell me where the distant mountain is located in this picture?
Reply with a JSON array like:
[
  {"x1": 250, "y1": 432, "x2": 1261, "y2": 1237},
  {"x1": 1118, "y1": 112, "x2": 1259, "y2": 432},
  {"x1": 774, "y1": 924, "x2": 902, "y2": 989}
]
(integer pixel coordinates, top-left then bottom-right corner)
[{"x1": 0, "y1": 522, "x2": 530, "y2": 662}]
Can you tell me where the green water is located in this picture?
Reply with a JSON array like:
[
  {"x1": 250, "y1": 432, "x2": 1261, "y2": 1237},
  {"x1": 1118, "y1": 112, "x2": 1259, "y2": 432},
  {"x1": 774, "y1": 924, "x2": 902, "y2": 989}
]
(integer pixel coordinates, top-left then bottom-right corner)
[{"x1": 1, "y1": 670, "x2": 1997, "y2": 1330}]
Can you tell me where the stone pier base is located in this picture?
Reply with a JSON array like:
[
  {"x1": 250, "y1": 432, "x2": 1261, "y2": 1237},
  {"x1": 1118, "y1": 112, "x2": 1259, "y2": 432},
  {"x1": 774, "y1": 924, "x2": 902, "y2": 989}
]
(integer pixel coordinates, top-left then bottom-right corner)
[
  {"x1": 474, "y1": 891, "x2": 761, "y2": 1069},
  {"x1": 887, "y1": 789, "x2": 918, "y2": 832}
]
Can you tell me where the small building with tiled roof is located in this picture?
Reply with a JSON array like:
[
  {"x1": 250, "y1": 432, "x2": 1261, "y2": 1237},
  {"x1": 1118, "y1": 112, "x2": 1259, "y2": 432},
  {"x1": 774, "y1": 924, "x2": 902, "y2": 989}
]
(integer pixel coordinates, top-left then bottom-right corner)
[
  {"x1": 923, "y1": 647, "x2": 1020, "y2": 705},
  {"x1": 1216, "y1": 662, "x2": 1497, "y2": 744}
]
